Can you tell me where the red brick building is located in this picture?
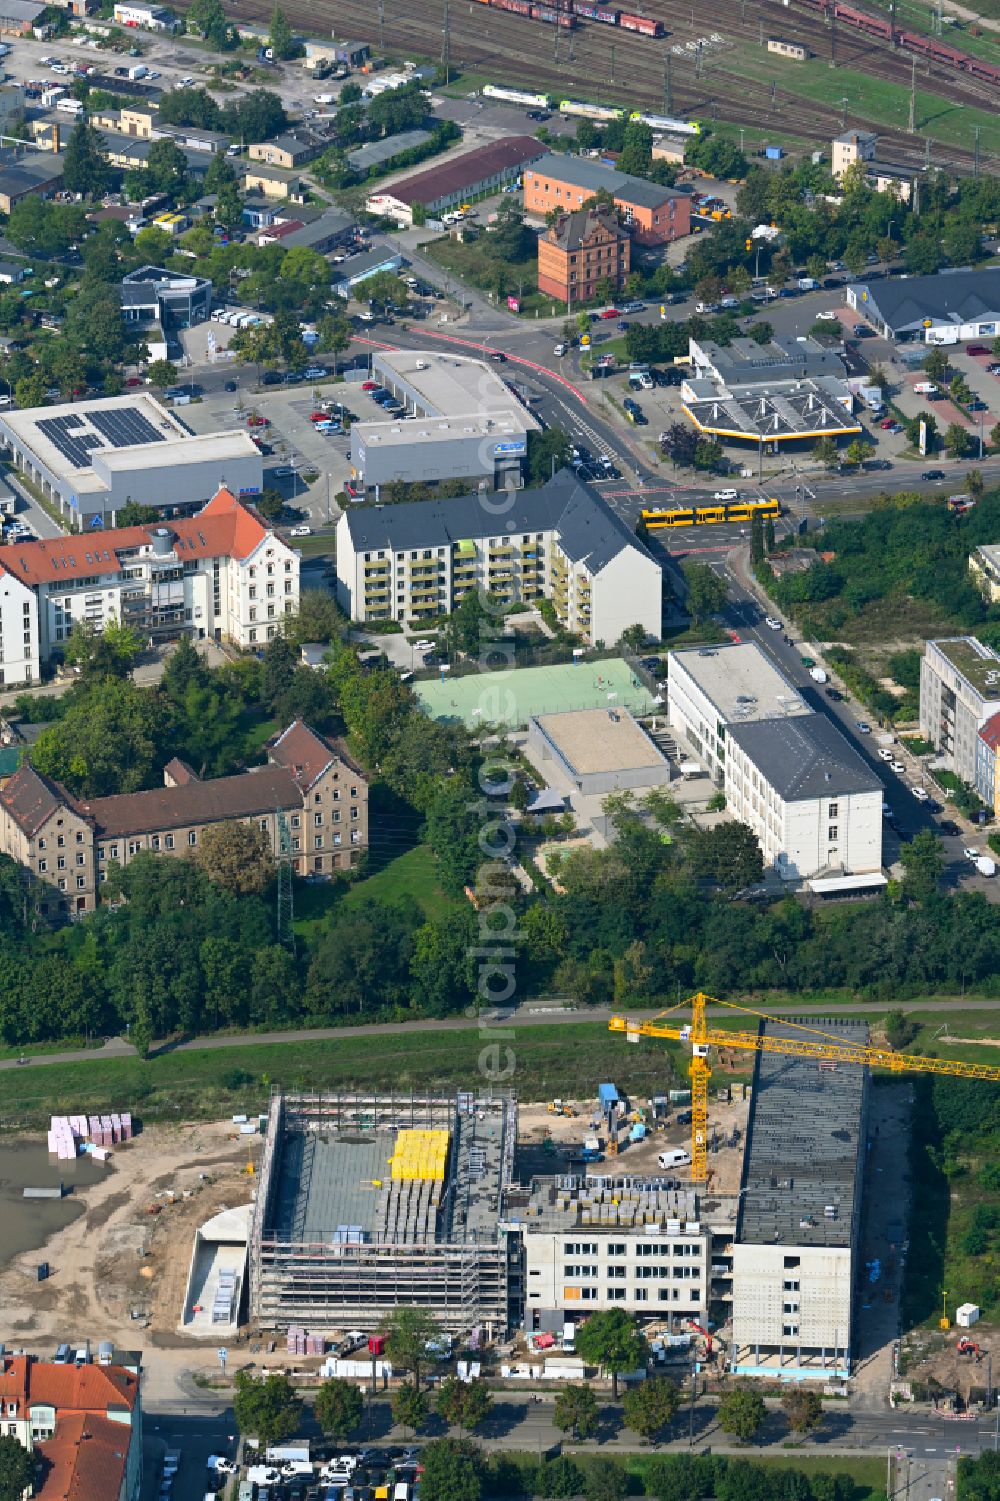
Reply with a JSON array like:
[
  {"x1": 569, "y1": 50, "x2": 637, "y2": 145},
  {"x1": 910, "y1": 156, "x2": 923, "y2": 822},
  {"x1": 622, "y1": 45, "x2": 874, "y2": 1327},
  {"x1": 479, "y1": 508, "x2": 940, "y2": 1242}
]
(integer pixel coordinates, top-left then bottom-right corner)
[
  {"x1": 537, "y1": 208, "x2": 630, "y2": 306},
  {"x1": 524, "y1": 153, "x2": 691, "y2": 247}
]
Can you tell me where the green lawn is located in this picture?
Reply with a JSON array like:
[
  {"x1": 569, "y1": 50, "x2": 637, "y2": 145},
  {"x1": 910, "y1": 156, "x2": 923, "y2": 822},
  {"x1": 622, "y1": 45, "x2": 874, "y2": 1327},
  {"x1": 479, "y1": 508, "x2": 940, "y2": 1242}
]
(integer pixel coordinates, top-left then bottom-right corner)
[
  {"x1": 342, "y1": 844, "x2": 458, "y2": 919},
  {"x1": 625, "y1": 1452, "x2": 884, "y2": 1496},
  {"x1": 715, "y1": 49, "x2": 1000, "y2": 157}
]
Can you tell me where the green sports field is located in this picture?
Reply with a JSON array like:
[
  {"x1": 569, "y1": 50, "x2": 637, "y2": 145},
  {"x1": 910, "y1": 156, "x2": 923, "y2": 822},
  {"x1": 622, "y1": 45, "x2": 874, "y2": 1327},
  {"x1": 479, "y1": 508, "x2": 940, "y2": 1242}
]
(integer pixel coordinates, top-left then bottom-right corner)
[{"x1": 415, "y1": 658, "x2": 659, "y2": 729}]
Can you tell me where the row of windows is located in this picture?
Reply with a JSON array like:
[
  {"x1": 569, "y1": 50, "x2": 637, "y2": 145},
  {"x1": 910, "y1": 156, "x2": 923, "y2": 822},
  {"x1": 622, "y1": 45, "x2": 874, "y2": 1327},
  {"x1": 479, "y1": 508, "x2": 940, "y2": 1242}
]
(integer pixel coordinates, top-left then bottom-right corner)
[
  {"x1": 37, "y1": 832, "x2": 85, "y2": 850},
  {"x1": 38, "y1": 853, "x2": 86, "y2": 872}
]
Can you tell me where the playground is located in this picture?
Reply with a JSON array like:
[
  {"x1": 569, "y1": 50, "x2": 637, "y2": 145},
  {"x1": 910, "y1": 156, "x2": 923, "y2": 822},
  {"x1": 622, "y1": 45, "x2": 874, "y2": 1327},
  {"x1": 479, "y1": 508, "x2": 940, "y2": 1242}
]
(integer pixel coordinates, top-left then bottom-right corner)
[{"x1": 415, "y1": 658, "x2": 660, "y2": 730}]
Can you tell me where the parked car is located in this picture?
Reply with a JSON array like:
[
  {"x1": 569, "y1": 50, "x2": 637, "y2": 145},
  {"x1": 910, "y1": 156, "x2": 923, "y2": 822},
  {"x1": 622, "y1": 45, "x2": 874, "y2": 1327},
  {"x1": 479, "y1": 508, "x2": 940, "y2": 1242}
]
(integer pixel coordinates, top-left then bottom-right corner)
[
  {"x1": 262, "y1": 370, "x2": 282, "y2": 385},
  {"x1": 938, "y1": 820, "x2": 960, "y2": 836},
  {"x1": 600, "y1": 307, "x2": 621, "y2": 319},
  {"x1": 825, "y1": 687, "x2": 843, "y2": 700},
  {"x1": 764, "y1": 616, "x2": 782, "y2": 631},
  {"x1": 967, "y1": 344, "x2": 990, "y2": 356},
  {"x1": 289, "y1": 525, "x2": 312, "y2": 537},
  {"x1": 878, "y1": 748, "x2": 893, "y2": 762},
  {"x1": 488, "y1": 350, "x2": 507, "y2": 362},
  {"x1": 911, "y1": 786, "x2": 929, "y2": 800},
  {"x1": 890, "y1": 760, "x2": 905, "y2": 774},
  {"x1": 921, "y1": 469, "x2": 945, "y2": 480},
  {"x1": 855, "y1": 720, "x2": 872, "y2": 734}
]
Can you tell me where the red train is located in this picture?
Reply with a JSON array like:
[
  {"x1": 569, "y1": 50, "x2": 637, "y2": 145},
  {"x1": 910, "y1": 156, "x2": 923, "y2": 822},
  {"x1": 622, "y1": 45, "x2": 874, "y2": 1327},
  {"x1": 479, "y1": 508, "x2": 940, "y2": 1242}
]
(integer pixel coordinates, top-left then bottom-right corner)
[
  {"x1": 474, "y1": 0, "x2": 575, "y2": 23},
  {"x1": 797, "y1": 0, "x2": 1000, "y2": 85},
  {"x1": 472, "y1": 0, "x2": 665, "y2": 33}
]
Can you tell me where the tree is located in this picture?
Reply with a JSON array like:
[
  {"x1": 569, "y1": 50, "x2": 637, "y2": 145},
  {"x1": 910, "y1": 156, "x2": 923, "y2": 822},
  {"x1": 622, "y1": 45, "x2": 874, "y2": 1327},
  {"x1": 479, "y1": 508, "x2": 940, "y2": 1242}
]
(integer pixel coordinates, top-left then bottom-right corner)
[
  {"x1": 716, "y1": 1387, "x2": 767, "y2": 1444},
  {"x1": 750, "y1": 510, "x2": 765, "y2": 566},
  {"x1": 63, "y1": 618, "x2": 143, "y2": 680},
  {"x1": 380, "y1": 1305, "x2": 438, "y2": 1390},
  {"x1": 553, "y1": 1383, "x2": 599, "y2": 1440},
  {"x1": 116, "y1": 501, "x2": 158, "y2": 526},
  {"x1": 691, "y1": 820, "x2": 765, "y2": 894},
  {"x1": 436, "y1": 1376, "x2": 493, "y2": 1434},
  {"x1": 622, "y1": 1376, "x2": 680, "y2": 1443},
  {"x1": 146, "y1": 359, "x2": 178, "y2": 389},
  {"x1": 944, "y1": 422, "x2": 973, "y2": 459},
  {"x1": 193, "y1": 820, "x2": 276, "y2": 895},
  {"x1": 146, "y1": 137, "x2": 190, "y2": 197},
  {"x1": 659, "y1": 423, "x2": 698, "y2": 468},
  {"x1": 0, "y1": 1435, "x2": 33, "y2": 1501},
  {"x1": 844, "y1": 439, "x2": 875, "y2": 469},
  {"x1": 282, "y1": 588, "x2": 343, "y2": 648},
  {"x1": 233, "y1": 1369, "x2": 302, "y2": 1446},
  {"x1": 884, "y1": 1008, "x2": 918, "y2": 1051},
  {"x1": 63, "y1": 118, "x2": 109, "y2": 197},
  {"x1": 781, "y1": 1386, "x2": 823, "y2": 1434},
  {"x1": 418, "y1": 1439, "x2": 482, "y2": 1501},
  {"x1": 618, "y1": 120, "x2": 653, "y2": 178},
  {"x1": 269, "y1": 3, "x2": 297, "y2": 57},
  {"x1": 446, "y1": 588, "x2": 503, "y2": 656},
  {"x1": 582, "y1": 1459, "x2": 627, "y2": 1501},
  {"x1": 923, "y1": 348, "x2": 949, "y2": 384},
  {"x1": 528, "y1": 427, "x2": 573, "y2": 485},
  {"x1": 317, "y1": 311, "x2": 351, "y2": 373},
  {"x1": 391, "y1": 1380, "x2": 428, "y2": 1435},
  {"x1": 619, "y1": 622, "x2": 648, "y2": 652},
  {"x1": 574, "y1": 1310, "x2": 647, "y2": 1398},
  {"x1": 966, "y1": 468, "x2": 985, "y2": 500},
  {"x1": 314, "y1": 1377, "x2": 364, "y2": 1443},
  {"x1": 682, "y1": 561, "x2": 727, "y2": 622},
  {"x1": 187, "y1": 0, "x2": 233, "y2": 46},
  {"x1": 32, "y1": 678, "x2": 171, "y2": 798},
  {"x1": 900, "y1": 828, "x2": 945, "y2": 901}
]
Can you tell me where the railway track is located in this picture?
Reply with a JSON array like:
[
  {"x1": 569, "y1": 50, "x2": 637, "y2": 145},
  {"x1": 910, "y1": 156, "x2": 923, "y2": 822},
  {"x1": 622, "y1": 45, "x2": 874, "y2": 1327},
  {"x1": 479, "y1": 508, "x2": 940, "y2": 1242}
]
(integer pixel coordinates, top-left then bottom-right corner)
[{"x1": 226, "y1": 0, "x2": 997, "y2": 170}]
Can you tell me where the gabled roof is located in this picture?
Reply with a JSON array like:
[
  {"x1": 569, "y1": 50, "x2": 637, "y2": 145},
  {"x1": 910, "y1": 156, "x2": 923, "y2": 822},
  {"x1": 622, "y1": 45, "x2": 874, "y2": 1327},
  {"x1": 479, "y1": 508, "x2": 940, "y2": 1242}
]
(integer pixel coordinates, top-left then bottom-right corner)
[
  {"x1": 0, "y1": 487, "x2": 272, "y2": 586},
  {"x1": 267, "y1": 719, "x2": 363, "y2": 789},
  {"x1": 726, "y1": 712, "x2": 883, "y2": 801},
  {"x1": 545, "y1": 208, "x2": 626, "y2": 252},
  {"x1": 0, "y1": 763, "x2": 81, "y2": 837},
  {"x1": 526, "y1": 152, "x2": 685, "y2": 208},
  {"x1": 852, "y1": 267, "x2": 1000, "y2": 333},
  {"x1": 0, "y1": 1356, "x2": 139, "y2": 1412}
]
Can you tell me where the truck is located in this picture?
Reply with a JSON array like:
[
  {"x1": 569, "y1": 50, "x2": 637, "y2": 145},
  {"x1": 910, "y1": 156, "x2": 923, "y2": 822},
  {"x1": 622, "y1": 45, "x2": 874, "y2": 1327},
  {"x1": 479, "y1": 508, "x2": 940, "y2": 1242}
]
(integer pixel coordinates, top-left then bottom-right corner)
[
  {"x1": 127, "y1": 63, "x2": 147, "y2": 79},
  {"x1": 265, "y1": 1446, "x2": 310, "y2": 1464},
  {"x1": 797, "y1": 276, "x2": 819, "y2": 291},
  {"x1": 914, "y1": 381, "x2": 939, "y2": 395},
  {"x1": 658, "y1": 1148, "x2": 692, "y2": 1169},
  {"x1": 809, "y1": 666, "x2": 828, "y2": 684},
  {"x1": 976, "y1": 856, "x2": 996, "y2": 877}
]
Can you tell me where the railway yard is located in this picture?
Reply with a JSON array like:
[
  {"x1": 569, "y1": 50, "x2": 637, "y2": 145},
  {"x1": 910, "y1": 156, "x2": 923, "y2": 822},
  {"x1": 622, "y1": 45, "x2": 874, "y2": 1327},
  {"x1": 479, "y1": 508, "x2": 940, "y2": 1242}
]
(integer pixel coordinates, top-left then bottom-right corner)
[{"x1": 225, "y1": 0, "x2": 1000, "y2": 173}]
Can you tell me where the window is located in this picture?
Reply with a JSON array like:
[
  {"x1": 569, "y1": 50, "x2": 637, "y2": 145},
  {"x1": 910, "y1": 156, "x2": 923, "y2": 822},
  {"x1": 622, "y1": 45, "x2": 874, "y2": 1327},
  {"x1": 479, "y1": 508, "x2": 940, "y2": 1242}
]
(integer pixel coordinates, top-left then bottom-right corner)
[
  {"x1": 57, "y1": 835, "x2": 65, "y2": 848},
  {"x1": 76, "y1": 853, "x2": 85, "y2": 866},
  {"x1": 783, "y1": 1324, "x2": 799, "y2": 1338},
  {"x1": 165, "y1": 835, "x2": 174, "y2": 850},
  {"x1": 76, "y1": 875, "x2": 85, "y2": 890},
  {"x1": 75, "y1": 832, "x2": 83, "y2": 844},
  {"x1": 259, "y1": 819, "x2": 268, "y2": 832},
  {"x1": 151, "y1": 836, "x2": 160, "y2": 851},
  {"x1": 829, "y1": 802, "x2": 839, "y2": 818},
  {"x1": 38, "y1": 859, "x2": 47, "y2": 872},
  {"x1": 188, "y1": 831, "x2": 197, "y2": 846},
  {"x1": 291, "y1": 815, "x2": 300, "y2": 828},
  {"x1": 314, "y1": 812, "x2": 323, "y2": 827},
  {"x1": 315, "y1": 835, "x2": 324, "y2": 848},
  {"x1": 38, "y1": 838, "x2": 45, "y2": 851},
  {"x1": 58, "y1": 879, "x2": 66, "y2": 891},
  {"x1": 57, "y1": 856, "x2": 66, "y2": 871},
  {"x1": 350, "y1": 807, "x2": 358, "y2": 821},
  {"x1": 828, "y1": 826, "x2": 838, "y2": 842}
]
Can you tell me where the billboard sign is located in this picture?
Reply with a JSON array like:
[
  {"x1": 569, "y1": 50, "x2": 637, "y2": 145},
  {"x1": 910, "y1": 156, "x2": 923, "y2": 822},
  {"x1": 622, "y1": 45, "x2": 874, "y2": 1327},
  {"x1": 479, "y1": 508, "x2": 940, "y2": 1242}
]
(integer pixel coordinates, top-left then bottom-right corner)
[{"x1": 918, "y1": 420, "x2": 927, "y2": 457}]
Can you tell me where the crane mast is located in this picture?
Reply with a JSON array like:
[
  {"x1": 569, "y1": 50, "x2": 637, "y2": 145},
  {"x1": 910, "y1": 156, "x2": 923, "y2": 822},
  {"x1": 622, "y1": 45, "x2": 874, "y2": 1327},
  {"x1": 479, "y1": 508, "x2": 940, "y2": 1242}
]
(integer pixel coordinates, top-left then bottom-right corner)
[{"x1": 610, "y1": 993, "x2": 1000, "y2": 1183}]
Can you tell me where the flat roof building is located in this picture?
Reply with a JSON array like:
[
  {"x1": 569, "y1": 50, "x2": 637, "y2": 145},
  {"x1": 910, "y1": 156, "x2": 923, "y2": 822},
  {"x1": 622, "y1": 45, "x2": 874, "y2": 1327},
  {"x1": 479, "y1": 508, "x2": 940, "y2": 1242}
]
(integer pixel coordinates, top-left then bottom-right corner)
[
  {"x1": 732, "y1": 1018, "x2": 869, "y2": 1380},
  {"x1": 690, "y1": 336, "x2": 845, "y2": 386},
  {"x1": 667, "y1": 641, "x2": 809, "y2": 781},
  {"x1": 120, "y1": 263, "x2": 212, "y2": 330},
  {"x1": 682, "y1": 337, "x2": 859, "y2": 447},
  {"x1": 366, "y1": 137, "x2": 545, "y2": 227},
  {"x1": 347, "y1": 129, "x2": 433, "y2": 174},
  {"x1": 847, "y1": 268, "x2": 1000, "y2": 345},
  {"x1": 336, "y1": 468, "x2": 663, "y2": 644},
  {"x1": 527, "y1": 706, "x2": 671, "y2": 796},
  {"x1": 0, "y1": 394, "x2": 262, "y2": 529},
  {"x1": 725, "y1": 713, "x2": 884, "y2": 880},
  {"x1": 523, "y1": 153, "x2": 691, "y2": 247},
  {"x1": 919, "y1": 636, "x2": 1000, "y2": 783},
  {"x1": 350, "y1": 348, "x2": 539, "y2": 496}
]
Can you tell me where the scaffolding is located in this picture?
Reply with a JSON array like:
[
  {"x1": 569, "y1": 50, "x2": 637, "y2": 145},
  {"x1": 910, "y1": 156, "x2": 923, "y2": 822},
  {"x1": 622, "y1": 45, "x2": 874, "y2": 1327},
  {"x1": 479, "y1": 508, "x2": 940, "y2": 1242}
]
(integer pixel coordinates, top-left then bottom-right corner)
[{"x1": 249, "y1": 1090, "x2": 520, "y2": 1335}]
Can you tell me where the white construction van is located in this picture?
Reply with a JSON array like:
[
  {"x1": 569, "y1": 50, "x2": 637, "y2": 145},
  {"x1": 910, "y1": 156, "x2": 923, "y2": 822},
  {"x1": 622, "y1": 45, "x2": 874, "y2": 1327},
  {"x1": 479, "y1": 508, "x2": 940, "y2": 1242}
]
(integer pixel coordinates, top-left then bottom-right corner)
[{"x1": 658, "y1": 1149, "x2": 692, "y2": 1169}]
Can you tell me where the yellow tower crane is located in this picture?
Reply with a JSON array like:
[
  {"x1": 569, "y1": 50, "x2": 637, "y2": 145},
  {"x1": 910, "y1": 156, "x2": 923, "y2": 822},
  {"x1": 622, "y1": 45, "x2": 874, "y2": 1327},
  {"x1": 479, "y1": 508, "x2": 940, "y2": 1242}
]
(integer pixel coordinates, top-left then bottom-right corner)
[{"x1": 609, "y1": 992, "x2": 1000, "y2": 1183}]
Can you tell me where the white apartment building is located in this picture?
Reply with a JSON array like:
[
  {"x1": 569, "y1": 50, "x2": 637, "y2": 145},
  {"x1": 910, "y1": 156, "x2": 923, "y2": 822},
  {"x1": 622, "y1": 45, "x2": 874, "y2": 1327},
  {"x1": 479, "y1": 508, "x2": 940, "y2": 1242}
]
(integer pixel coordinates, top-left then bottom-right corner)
[
  {"x1": 725, "y1": 713, "x2": 883, "y2": 881},
  {"x1": 732, "y1": 1020, "x2": 868, "y2": 1381},
  {"x1": 667, "y1": 641, "x2": 809, "y2": 783},
  {"x1": 919, "y1": 636, "x2": 1000, "y2": 785},
  {"x1": 0, "y1": 488, "x2": 298, "y2": 680},
  {"x1": 518, "y1": 1175, "x2": 717, "y2": 1327},
  {"x1": 336, "y1": 470, "x2": 662, "y2": 644}
]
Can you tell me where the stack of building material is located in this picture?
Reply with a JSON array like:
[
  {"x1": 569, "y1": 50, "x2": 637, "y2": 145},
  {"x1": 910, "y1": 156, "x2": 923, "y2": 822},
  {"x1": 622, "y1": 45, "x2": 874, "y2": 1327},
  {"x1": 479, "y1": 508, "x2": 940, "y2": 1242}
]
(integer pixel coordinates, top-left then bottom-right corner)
[
  {"x1": 212, "y1": 1269, "x2": 237, "y2": 1325},
  {"x1": 47, "y1": 1117, "x2": 78, "y2": 1159},
  {"x1": 390, "y1": 1128, "x2": 449, "y2": 1182},
  {"x1": 305, "y1": 1333, "x2": 325, "y2": 1355},
  {"x1": 48, "y1": 1111, "x2": 132, "y2": 1158},
  {"x1": 287, "y1": 1326, "x2": 307, "y2": 1355}
]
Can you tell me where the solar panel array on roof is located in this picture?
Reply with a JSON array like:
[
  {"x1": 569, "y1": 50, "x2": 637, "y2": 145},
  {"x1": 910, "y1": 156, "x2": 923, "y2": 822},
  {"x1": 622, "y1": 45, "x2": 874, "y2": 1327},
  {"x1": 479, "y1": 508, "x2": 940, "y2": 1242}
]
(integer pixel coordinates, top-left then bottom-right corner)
[
  {"x1": 36, "y1": 416, "x2": 106, "y2": 471},
  {"x1": 89, "y1": 407, "x2": 165, "y2": 450},
  {"x1": 35, "y1": 405, "x2": 166, "y2": 472}
]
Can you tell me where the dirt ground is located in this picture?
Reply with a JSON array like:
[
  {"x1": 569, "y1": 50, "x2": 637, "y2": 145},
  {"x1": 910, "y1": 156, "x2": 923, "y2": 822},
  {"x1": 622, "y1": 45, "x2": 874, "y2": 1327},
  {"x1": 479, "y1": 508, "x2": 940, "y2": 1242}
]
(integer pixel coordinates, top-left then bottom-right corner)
[
  {"x1": 901, "y1": 1322, "x2": 997, "y2": 1409},
  {"x1": 0, "y1": 1121, "x2": 253, "y2": 1367}
]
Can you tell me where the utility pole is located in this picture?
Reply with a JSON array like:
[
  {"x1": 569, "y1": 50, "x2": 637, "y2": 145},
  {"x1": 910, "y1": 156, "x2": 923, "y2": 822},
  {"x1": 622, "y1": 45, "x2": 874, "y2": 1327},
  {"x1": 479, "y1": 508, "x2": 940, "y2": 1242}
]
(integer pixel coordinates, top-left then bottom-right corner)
[
  {"x1": 924, "y1": 134, "x2": 930, "y2": 167},
  {"x1": 908, "y1": 56, "x2": 916, "y2": 132},
  {"x1": 377, "y1": 0, "x2": 385, "y2": 50},
  {"x1": 771, "y1": 77, "x2": 777, "y2": 107},
  {"x1": 688, "y1": 1357, "x2": 697, "y2": 1446},
  {"x1": 830, "y1": 9, "x2": 836, "y2": 65},
  {"x1": 610, "y1": 42, "x2": 615, "y2": 81},
  {"x1": 663, "y1": 49, "x2": 672, "y2": 113},
  {"x1": 441, "y1": 0, "x2": 450, "y2": 85},
  {"x1": 758, "y1": 16, "x2": 763, "y2": 45},
  {"x1": 889, "y1": 0, "x2": 896, "y2": 45},
  {"x1": 975, "y1": 123, "x2": 981, "y2": 178},
  {"x1": 840, "y1": 95, "x2": 849, "y2": 129}
]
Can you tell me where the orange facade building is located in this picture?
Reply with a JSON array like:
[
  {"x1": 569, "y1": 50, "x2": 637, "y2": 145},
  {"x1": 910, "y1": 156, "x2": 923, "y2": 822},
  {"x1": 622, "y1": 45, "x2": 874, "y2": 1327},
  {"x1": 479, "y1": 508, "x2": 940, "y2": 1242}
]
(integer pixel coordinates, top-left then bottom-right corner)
[{"x1": 537, "y1": 208, "x2": 630, "y2": 305}]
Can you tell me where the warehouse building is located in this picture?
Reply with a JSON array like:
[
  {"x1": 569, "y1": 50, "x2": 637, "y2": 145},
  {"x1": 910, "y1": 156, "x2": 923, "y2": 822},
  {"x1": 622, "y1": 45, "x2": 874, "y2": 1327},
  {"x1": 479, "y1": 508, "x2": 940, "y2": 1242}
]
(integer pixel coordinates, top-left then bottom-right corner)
[
  {"x1": 523, "y1": 154, "x2": 691, "y2": 247},
  {"x1": 526, "y1": 707, "x2": 670, "y2": 797},
  {"x1": 350, "y1": 349, "x2": 539, "y2": 497},
  {"x1": 120, "y1": 264, "x2": 212, "y2": 330},
  {"x1": 336, "y1": 468, "x2": 662, "y2": 643},
  {"x1": 667, "y1": 642, "x2": 809, "y2": 782},
  {"x1": 365, "y1": 136, "x2": 545, "y2": 227},
  {"x1": 847, "y1": 267, "x2": 1000, "y2": 345},
  {"x1": 732, "y1": 1018, "x2": 869, "y2": 1380},
  {"x1": 919, "y1": 636, "x2": 1000, "y2": 783},
  {"x1": 249, "y1": 1091, "x2": 520, "y2": 1334},
  {"x1": 0, "y1": 394, "x2": 262, "y2": 530},
  {"x1": 688, "y1": 336, "x2": 845, "y2": 387}
]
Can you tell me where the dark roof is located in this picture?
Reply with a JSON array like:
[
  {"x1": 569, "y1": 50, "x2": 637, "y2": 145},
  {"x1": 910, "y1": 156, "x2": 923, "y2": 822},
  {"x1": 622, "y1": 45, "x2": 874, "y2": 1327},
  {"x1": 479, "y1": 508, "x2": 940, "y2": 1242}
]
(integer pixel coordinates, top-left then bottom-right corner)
[
  {"x1": 852, "y1": 267, "x2": 1000, "y2": 333},
  {"x1": 527, "y1": 152, "x2": 685, "y2": 209},
  {"x1": 0, "y1": 763, "x2": 77, "y2": 836},
  {"x1": 347, "y1": 129, "x2": 433, "y2": 172},
  {"x1": 343, "y1": 469, "x2": 653, "y2": 576},
  {"x1": 726, "y1": 712, "x2": 883, "y2": 801},
  {"x1": 79, "y1": 765, "x2": 301, "y2": 837},
  {"x1": 267, "y1": 719, "x2": 362, "y2": 790},
  {"x1": 265, "y1": 208, "x2": 354, "y2": 250},
  {"x1": 380, "y1": 136, "x2": 544, "y2": 207},
  {"x1": 0, "y1": 159, "x2": 63, "y2": 194},
  {"x1": 546, "y1": 208, "x2": 625, "y2": 252}
]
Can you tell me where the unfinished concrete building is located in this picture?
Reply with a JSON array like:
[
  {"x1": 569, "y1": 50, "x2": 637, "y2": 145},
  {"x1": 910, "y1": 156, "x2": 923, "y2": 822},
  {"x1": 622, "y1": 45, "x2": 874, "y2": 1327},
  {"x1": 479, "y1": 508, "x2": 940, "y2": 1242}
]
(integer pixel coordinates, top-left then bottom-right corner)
[
  {"x1": 731, "y1": 1019, "x2": 869, "y2": 1381},
  {"x1": 249, "y1": 1092, "x2": 521, "y2": 1335}
]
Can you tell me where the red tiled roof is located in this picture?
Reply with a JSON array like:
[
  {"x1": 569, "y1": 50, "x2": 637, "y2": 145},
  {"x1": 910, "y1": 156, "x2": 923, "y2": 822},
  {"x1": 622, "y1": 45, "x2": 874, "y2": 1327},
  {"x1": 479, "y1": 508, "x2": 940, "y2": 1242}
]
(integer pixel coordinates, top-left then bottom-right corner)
[
  {"x1": 258, "y1": 219, "x2": 306, "y2": 240},
  {"x1": 0, "y1": 487, "x2": 271, "y2": 587},
  {"x1": 36, "y1": 1412, "x2": 131, "y2": 1501},
  {"x1": 0, "y1": 1356, "x2": 138, "y2": 1413},
  {"x1": 267, "y1": 718, "x2": 339, "y2": 791},
  {"x1": 377, "y1": 136, "x2": 544, "y2": 207},
  {"x1": 978, "y1": 711, "x2": 1000, "y2": 751},
  {"x1": 79, "y1": 764, "x2": 302, "y2": 839}
]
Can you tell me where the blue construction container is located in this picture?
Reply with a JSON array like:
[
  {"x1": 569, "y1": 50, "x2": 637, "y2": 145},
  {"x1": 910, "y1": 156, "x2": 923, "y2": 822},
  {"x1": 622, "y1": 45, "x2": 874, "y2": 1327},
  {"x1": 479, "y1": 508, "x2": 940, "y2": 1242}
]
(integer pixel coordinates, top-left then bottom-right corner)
[
  {"x1": 765, "y1": 145, "x2": 784, "y2": 160},
  {"x1": 598, "y1": 1083, "x2": 619, "y2": 1108}
]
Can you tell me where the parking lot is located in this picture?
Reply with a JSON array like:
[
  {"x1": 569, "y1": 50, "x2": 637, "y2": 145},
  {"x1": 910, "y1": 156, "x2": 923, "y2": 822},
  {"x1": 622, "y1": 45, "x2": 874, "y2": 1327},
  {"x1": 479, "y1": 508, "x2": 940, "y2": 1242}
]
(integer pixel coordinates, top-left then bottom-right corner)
[{"x1": 201, "y1": 1441, "x2": 424, "y2": 1501}]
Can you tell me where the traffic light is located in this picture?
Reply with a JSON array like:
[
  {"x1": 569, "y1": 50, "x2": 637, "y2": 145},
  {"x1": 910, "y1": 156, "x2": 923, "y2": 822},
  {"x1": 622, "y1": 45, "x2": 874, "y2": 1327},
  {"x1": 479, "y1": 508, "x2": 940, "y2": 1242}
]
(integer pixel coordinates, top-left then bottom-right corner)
[{"x1": 745, "y1": 238, "x2": 753, "y2": 252}]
